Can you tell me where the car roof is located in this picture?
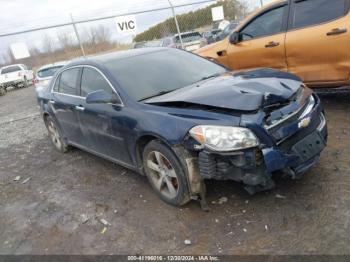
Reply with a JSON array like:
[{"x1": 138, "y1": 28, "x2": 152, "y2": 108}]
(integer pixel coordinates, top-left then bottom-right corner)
[
  {"x1": 68, "y1": 47, "x2": 169, "y2": 66},
  {"x1": 37, "y1": 61, "x2": 68, "y2": 72},
  {"x1": 174, "y1": 31, "x2": 201, "y2": 37},
  {"x1": 0, "y1": 64, "x2": 25, "y2": 70}
]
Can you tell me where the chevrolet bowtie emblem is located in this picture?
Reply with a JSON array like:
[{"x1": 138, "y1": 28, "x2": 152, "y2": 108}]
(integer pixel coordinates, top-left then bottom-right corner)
[{"x1": 298, "y1": 117, "x2": 311, "y2": 129}]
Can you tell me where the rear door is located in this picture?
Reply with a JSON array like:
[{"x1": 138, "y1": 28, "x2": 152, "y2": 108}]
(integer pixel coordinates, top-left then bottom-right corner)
[
  {"x1": 77, "y1": 66, "x2": 131, "y2": 164},
  {"x1": 226, "y1": 3, "x2": 289, "y2": 71},
  {"x1": 286, "y1": 0, "x2": 350, "y2": 85},
  {"x1": 51, "y1": 67, "x2": 84, "y2": 144}
]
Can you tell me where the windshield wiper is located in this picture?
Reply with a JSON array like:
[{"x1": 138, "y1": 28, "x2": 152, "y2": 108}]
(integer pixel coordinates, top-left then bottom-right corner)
[
  {"x1": 138, "y1": 90, "x2": 175, "y2": 102},
  {"x1": 196, "y1": 73, "x2": 221, "y2": 83}
]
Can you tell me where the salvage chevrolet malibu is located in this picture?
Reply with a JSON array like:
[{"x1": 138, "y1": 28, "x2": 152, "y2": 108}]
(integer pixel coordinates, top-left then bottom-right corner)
[{"x1": 37, "y1": 48, "x2": 327, "y2": 209}]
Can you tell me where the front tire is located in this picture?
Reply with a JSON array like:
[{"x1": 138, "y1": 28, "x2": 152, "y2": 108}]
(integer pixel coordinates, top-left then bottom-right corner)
[
  {"x1": 0, "y1": 87, "x2": 6, "y2": 96},
  {"x1": 143, "y1": 140, "x2": 190, "y2": 207},
  {"x1": 23, "y1": 77, "x2": 28, "y2": 88},
  {"x1": 45, "y1": 116, "x2": 69, "y2": 153}
]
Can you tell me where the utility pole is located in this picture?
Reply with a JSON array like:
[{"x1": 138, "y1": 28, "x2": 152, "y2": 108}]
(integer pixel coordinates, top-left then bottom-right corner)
[
  {"x1": 70, "y1": 13, "x2": 86, "y2": 57},
  {"x1": 167, "y1": 0, "x2": 184, "y2": 49},
  {"x1": 260, "y1": 0, "x2": 264, "y2": 7}
]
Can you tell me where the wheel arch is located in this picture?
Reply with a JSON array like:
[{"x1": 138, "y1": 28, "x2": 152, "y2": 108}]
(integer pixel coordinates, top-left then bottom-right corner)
[{"x1": 135, "y1": 133, "x2": 174, "y2": 171}]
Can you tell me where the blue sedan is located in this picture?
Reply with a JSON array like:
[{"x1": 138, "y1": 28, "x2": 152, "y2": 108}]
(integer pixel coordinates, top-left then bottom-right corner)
[{"x1": 37, "y1": 48, "x2": 327, "y2": 209}]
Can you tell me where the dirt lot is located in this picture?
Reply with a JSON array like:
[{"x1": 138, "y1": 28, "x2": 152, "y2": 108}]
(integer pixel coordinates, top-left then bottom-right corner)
[{"x1": 0, "y1": 86, "x2": 350, "y2": 255}]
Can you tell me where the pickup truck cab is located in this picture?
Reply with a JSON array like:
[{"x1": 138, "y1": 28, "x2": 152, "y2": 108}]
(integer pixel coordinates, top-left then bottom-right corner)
[
  {"x1": 0, "y1": 64, "x2": 34, "y2": 90},
  {"x1": 196, "y1": 0, "x2": 350, "y2": 88}
]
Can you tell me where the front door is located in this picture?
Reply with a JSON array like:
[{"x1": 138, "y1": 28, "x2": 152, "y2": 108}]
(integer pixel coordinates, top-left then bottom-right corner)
[
  {"x1": 226, "y1": 3, "x2": 289, "y2": 71},
  {"x1": 285, "y1": 0, "x2": 350, "y2": 85},
  {"x1": 76, "y1": 67, "x2": 132, "y2": 165}
]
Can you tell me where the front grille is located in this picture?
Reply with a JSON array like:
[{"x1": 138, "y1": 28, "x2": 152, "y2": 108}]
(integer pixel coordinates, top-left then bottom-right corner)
[
  {"x1": 266, "y1": 96, "x2": 313, "y2": 135},
  {"x1": 265, "y1": 95, "x2": 322, "y2": 153},
  {"x1": 278, "y1": 115, "x2": 321, "y2": 152}
]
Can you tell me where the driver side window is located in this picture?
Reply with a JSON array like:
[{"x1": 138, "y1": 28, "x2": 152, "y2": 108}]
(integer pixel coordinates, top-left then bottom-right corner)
[
  {"x1": 80, "y1": 67, "x2": 114, "y2": 97},
  {"x1": 240, "y1": 6, "x2": 286, "y2": 41}
]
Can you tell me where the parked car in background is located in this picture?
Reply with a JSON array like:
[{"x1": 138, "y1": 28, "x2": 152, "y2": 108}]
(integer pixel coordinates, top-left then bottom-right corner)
[
  {"x1": 176, "y1": 31, "x2": 207, "y2": 51},
  {"x1": 162, "y1": 31, "x2": 207, "y2": 51},
  {"x1": 203, "y1": 29, "x2": 223, "y2": 44},
  {"x1": 34, "y1": 61, "x2": 67, "y2": 91},
  {"x1": 161, "y1": 36, "x2": 177, "y2": 48},
  {"x1": 214, "y1": 21, "x2": 240, "y2": 42},
  {"x1": 133, "y1": 40, "x2": 163, "y2": 49},
  {"x1": 0, "y1": 64, "x2": 34, "y2": 90},
  {"x1": 37, "y1": 48, "x2": 327, "y2": 208},
  {"x1": 196, "y1": 0, "x2": 350, "y2": 88}
]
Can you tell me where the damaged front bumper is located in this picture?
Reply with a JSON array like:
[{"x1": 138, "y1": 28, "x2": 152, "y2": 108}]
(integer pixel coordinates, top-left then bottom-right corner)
[{"x1": 195, "y1": 94, "x2": 327, "y2": 194}]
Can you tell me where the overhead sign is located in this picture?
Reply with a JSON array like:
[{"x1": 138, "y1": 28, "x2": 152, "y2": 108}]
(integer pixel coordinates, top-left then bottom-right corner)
[
  {"x1": 10, "y1": 42, "x2": 30, "y2": 60},
  {"x1": 211, "y1": 6, "x2": 224, "y2": 22},
  {"x1": 115, "y1": 15, "x2": 137, "y2": 34}
]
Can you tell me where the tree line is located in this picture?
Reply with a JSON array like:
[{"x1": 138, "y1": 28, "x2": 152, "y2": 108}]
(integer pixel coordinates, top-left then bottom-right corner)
[
  {"x1": 0, "y1": 25, "x2": 129, "y2": 69},
  {"x1": 134, "y1": 0, "x2": 248, "y2": 42}
]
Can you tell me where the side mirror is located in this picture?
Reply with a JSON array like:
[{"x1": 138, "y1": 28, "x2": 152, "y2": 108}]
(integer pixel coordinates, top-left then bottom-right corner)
[
  {"x1": 229, "y1": 31, "x2": 240, "y2": 45},
  {"x1": 86, "y1": 90, "x2": 122, "y2": 105}
]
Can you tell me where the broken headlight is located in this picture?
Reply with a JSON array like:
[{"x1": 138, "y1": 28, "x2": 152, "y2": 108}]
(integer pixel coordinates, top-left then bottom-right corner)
[{"x1": 189, "y1": 125, "x2": 259, "y2": 152}]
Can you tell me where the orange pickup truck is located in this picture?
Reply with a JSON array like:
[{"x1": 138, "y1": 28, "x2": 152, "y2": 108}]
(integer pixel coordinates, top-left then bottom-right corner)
[{"x1": 195, "y1": 0, "x2": 350, "y2": 88}]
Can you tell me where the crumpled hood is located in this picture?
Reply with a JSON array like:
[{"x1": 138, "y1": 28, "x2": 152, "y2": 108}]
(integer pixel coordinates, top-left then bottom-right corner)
[{"x1": 145, "y1": 69, "x2": 303, "y2": 112}]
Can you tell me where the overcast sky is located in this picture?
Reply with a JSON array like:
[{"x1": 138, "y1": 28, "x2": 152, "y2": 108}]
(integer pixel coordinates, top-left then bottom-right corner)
[{"x1": 0, "y1": 0, "x2": 274, "y2": 62}]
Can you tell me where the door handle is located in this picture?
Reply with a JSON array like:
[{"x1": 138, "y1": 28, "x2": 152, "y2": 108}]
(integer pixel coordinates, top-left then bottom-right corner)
[
  {"x1": 327, "y1": 28, "x2": 347, "y2": 36},
  {"x1": 217, "y1": 50, "x2": 227, "y2": 57},
  {"x1": 265, "y1": 41, "x2": 280, "y2": 48},
  {"x1": 49, "y1": 100, "x2": 55, "y2": 105},
  {"x1": 75, "y1": 105, "x2": 85, "y2": 111}
]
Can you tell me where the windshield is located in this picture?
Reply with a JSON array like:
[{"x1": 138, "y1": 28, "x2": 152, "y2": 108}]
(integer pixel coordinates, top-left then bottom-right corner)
[
  {"x1": 105, "y1": 49, "x2": 227, "y2": 101},
  {"x1": 37, "y1": 66, "x2": 63, "y2": 78},
  {"x1": 175, "y1": 32, "x2": 202, "y2": 43}
]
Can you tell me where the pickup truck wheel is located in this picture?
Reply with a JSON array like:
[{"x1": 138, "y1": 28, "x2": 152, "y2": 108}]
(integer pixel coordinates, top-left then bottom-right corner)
[
  {"x1": 45, "y1": 116, "x2": 69, "y2": 153},
  {"x1": 0, "y1": 87, "x2": 6, "y2": 96},
  {"x1": 143, "y1": 140, "x2": 190, "y2": 207},
  {"x1": 23, "y1": 77, "x2": 28, "y2": 88}
]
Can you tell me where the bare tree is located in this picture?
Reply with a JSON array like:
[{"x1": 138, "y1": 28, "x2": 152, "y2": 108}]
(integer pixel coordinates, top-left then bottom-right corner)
[
  {"x1": 42, "y1": 34, "x2": 55, "y2": 53},
  {"x1": 57, "y1": 30, "x2": 75, "y2": 50},
  {"x1": 1, "y1": 48, "x2": 15, "y2": 65},
  {"x1": 85, "y1": 25, "x2": 111, "y2": 46}
]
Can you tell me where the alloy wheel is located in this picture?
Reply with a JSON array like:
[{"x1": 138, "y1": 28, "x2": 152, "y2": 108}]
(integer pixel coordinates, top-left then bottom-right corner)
[
  {"x1": 47, "y1": 120, "x2": 62, "y2": 149},
  {"x1": 146, "y1": 151, "x2": 179, "y2": 199}
]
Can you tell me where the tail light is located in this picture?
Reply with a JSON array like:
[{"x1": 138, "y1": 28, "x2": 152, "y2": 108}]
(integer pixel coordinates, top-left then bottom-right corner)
[{"x1": 33, "y1": 78, "x2": 39, "y2": 84}]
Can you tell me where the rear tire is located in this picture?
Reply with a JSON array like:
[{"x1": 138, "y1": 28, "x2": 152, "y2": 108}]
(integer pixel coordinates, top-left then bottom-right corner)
[
  {"x1": 143, "y1": 140, "x2": 190, "y2": 207},
  {"x1": 23, "y1": 77, "x2": 28, "y2": 88},
  {"x1": 0, "y1": 87, "x2": 6, "y2": 96},
  {"x1": 44, "y1": 116, "x2": 69, "y2": 153}
]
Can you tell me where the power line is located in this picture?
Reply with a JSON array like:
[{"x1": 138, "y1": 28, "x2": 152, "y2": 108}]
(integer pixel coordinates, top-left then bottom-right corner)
[{"x1": 0, "y1": 0, "x2": 216, "y2": 37}]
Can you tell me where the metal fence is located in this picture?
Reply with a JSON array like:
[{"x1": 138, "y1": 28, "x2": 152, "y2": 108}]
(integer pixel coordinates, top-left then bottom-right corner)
[{"x1": 0, "y1": 0, "x2": 253, "y2": 70}]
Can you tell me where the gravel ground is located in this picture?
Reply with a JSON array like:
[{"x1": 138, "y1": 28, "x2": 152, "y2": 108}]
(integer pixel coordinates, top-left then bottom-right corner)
[{"x1": 0, "y1": 86, "x2": 350, "y2": 255}]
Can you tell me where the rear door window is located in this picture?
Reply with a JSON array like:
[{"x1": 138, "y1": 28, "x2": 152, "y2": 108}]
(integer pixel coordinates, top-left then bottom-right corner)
[
  {"x1": 58, "y1": 68, "x2": 80, "y2": 96},
  {"x1": 240, "y1": 6, "x2": 287, "y2": 41},
  {"x1": 80, "y1": 67, "x2": 114, "y2": 97},
  {"x1": 1, "y1": 66, "x2": 22, "y2": 74},
  {"x1": 291, "y1": 0, "x2": 347, "y2": 29}
]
